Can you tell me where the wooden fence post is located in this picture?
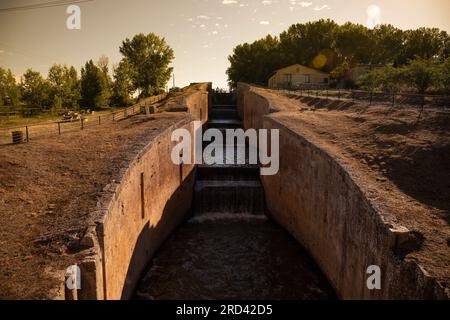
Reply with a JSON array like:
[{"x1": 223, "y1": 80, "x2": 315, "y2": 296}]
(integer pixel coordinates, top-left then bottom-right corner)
[
  {"x1": 58, "y1": 122, "x2": 61, "y2": 135},
  {"x1": 25, "y1": 126, "x2": 29, "y2": 143}
]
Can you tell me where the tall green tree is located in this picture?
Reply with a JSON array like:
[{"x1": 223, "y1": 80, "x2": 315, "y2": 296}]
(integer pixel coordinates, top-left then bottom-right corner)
[
  {"x1": 119, "y1": 33, "x2": 174, "y2": 97},
  {"x1": 399, "y1": 28, "x2": 449, "y2": 64},
  {"x1": 111, "y1": 60, "x2": 135, "y2": 106},
  {"x1": 21, "y1": 69, "x2": 51, "y2": 109},
  {"x1": 67, "y1": 66, "x2": 81, "y2": 110},
  {"x1": 335, "y1": 22, "x2": 375, "y2": 65},
  {"x1": 227, "y1": 35, "x2": 282, "y2": 87},
  {"x1": 279, "y1": 19, "x2": 339, "y2": 68},
  {"x1": 0, "y1": 67, "x2": 21, "y2": 107},
  {"x1": 48, "y1": 64, "x2": 81, "y2": 110},
  {"x1": 80, "y1": 60, "x2": 110, "y2": 109},
  {"x1": 371, "y1": 24, "x2": 404, "y2": 65}
]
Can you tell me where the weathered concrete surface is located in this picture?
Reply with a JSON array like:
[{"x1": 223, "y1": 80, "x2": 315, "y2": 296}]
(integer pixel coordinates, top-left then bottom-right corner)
[
  {"x1": 237, "y1": 83, "x2": 448, "y2": 300},
  {"x1": 65, "y1": 85, "x2": 209, "y2": 300}
]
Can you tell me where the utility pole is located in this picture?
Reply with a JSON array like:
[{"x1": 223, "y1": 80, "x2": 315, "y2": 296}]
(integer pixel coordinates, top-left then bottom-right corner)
[{"x1": 173, "y1": 72, "x2": 176, "y2": 88}]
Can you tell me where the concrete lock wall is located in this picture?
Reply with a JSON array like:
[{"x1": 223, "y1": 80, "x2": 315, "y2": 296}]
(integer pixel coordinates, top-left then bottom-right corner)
[
  {"x1": 237, "y1": 83, "x2": 447, "y2": 300},
  {"x1": 60, "y1": 87, "x2": 209, "y2": 300}
]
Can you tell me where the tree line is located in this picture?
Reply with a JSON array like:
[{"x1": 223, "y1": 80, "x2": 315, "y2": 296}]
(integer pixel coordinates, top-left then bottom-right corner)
[
  {"x1": 357, "y1": 57, "x2": 450, "y2": 94},
  {"x1": 227, "y1": 19, "x2": 450, "y2": 93},
  {"x1": 0, "y1": 32, "x2": 174, "y2": 112}
]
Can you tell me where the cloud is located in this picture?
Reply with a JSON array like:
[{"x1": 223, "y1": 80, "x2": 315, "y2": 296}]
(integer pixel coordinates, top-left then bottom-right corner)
[
  {"x1": 260, "y1": 21, "x2": 270, "y2": 25},
  {"x1": 197, "y1": 15, "x2": 210, "y2": 20},
  {"x1": 314, "y1": 4, "x2": 330, "y2": 11},
  {"x1": 262, "y1": 0, "x2": 272, "y2": 5},
  {"x1": 222, "y1": 0, "x2": 238, "y2": 4},
  {"x1": 0, "y1": 50, "x2": 4, "y2": 54},
  {"x1": 300, "y1": 1, "x2": 313, "y2": 7}
]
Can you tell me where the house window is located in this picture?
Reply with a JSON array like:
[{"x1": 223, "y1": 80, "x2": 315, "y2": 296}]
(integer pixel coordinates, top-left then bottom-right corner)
[
  {"x1": 301, "y1": 74, "x2": 310, "y2": 83},
  {"x1": 283, "y1": 74, "x2": 292, "y2": 83},
  {"x1": 324, "y1": 78, "x2": 329, "y2": 84}
]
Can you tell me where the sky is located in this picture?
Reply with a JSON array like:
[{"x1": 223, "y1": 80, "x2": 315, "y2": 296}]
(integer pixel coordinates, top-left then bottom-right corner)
[{"x1": 0, "y1": 0, "x2": 449, "y2": 89}]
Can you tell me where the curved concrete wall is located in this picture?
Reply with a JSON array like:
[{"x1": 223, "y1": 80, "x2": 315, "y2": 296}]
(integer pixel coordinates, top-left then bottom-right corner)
[
  {"x1": 237, "y1": 83, "x2": 447, "y2": 300},
  {"x1": 60, "y1": 87, "x2": 209, "y2": 300}
]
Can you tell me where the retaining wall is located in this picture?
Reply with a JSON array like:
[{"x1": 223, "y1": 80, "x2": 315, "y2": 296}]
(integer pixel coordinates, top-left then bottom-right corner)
[
  {"x1": 58, "y1": 85, "x2": 209, "y2": 300},
  {"x1": 237, "y1": 83, "x2": 448, "y2": 300}
]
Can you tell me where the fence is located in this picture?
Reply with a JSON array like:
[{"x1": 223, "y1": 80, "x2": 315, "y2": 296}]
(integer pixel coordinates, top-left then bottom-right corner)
[
  {"x1": 276, "y1": 88, "x2": 450, "y2": 109},
  {"x1": 0, "y1": 93, "x2": 167, "y2": 146}
]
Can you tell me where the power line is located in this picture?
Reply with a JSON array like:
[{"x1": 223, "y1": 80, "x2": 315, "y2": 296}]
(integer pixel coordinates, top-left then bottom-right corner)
[
  {"x1": 0, "y1": 42, "x2": 60, "y2": 62},
  {"x1": 0, "y1": 0, "x2": 93, "y2": 13}
]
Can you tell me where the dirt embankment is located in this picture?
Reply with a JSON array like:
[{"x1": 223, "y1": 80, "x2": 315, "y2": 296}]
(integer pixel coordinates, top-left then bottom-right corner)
[
  {"x1": 0, "y1": 112, "x2": 186, "y2": 299},
  {"x1": 272, "y1": 91, "x2": 450, "y2": 290}
]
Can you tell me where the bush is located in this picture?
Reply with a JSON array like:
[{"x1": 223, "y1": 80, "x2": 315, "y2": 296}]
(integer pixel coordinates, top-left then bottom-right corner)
[{"x1": 357, "y1": 57, "x2": 443, "y2": 94}]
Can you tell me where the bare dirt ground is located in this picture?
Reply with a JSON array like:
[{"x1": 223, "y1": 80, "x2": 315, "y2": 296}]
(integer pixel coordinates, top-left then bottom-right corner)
[
  {"x1": 271, "y1": 91, "x2": 450, "y2": 290},
  {"x1": 0, "y1": 112, "x2": 186, "y2": 299}
]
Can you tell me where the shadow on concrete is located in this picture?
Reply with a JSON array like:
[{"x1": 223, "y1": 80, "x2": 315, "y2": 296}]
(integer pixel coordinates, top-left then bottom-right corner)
[{"x1": 119, "y1": 170, "x2": 196, "y2": 300}]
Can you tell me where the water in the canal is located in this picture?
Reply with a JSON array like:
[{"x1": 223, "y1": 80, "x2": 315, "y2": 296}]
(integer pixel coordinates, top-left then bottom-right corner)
[{"x1": 133, "y1": 212, "x2": 336, "y2": 300}]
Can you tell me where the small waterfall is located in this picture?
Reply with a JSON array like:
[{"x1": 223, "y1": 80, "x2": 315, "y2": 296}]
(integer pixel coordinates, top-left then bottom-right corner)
[{"x1": 193, "y1": 93, "x2": 265, "y2": 217}]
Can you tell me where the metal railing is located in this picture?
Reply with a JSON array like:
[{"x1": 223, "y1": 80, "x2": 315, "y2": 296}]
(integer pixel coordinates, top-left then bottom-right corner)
[
  {"x1": 276, "y1": 88, "x2": 450, "y2": 109},
  {"x1": 0, "y1": 93, "x2": 167, "y2": 146}
]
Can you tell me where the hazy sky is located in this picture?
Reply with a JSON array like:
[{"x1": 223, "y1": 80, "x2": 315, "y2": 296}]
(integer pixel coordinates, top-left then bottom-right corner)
[{"x1": 0, "y1": 0, "x2": 449, "y2": 88}]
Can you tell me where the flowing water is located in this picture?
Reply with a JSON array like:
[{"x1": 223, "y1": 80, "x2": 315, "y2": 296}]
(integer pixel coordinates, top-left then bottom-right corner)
[{"x1": 133, "y1": 93, "x2": 336, "y2": 300}]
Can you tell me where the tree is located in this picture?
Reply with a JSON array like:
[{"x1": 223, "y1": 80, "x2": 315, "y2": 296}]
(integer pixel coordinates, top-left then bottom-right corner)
[
  {"x1": 0, "y1": 68, "x2": 21, "y2": 107},
  {"x1": 399, "y1": 28, "x2": 449, "y2": 65},
  {"x1": 67, "y1": 66, "x2": 81, "y2": 110},
  {"x1": 371, "y1": 24, "x2": 404, "y2": 66},
  {"x1": 402, "y1": 57, "x2": 439, "y2": 93},
  {"x1": 21, "y1": 69, "x2": 51, "y2": 109},
  {"x1": 80, "y1": 60, "x2": 110, "y2": 109},
  {"x1": 48, "y1": 64, "x2": 81, "y2": 110},
  {"x1": 119, "y1": 33, "x2": 174, "y2": 97},
  {"x1": 96, "y1": 55, "x2": 113, "y2": 107},
  {"x1": 279, "y1": 19, "x2": 339, "y2": 70},
  {"x1": 0, "y1": 67, "x2": 6, "y2": 106},
  {"x1": 335, "y1": 22, "x2": 375, "y2": 65},
  {"x1": 357, "y1": 66, "x2": 404, "y2": 93},
  {"x1": 111, "y1": 60, "x2": 135, "y2": 106},
  {"x1": 227, "y1": 35, "x2": 282, "y2": 87},
  {"x1": 226, "y1": 20, "x2": 450, "y2": 89},
  {"x1": 437, "y1": 57, "x2": 450, "y2": 93}
]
